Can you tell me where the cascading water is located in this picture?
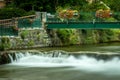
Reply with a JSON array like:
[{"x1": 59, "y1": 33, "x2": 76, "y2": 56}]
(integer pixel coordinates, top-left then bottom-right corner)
[
  {"x1": 1, "y1": 44, "x2": 120, "y2": 80},
  {"x1": 8, "y1": 51, "x2": 70, "y2": 67},
  {"x1": 7, "y1": 51, "x2": 120, "y2": 75}
]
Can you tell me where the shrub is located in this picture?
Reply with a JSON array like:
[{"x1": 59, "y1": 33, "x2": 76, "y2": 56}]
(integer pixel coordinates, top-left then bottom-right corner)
[
  {"x1": 56, "y1": 29, "x2": 71, "y2": 45},
  {"x1": 0, "y1": 8, "x2": 35, "y2": 19},
  {"x1": 20, "y1": 30, "x2": 29, "y2": 40},
  {"x1": 27, "y1": 40, "x2": 34, "y2": 47},
  {"x1": 0, "y1": 8, "x2": 27, "y2": 19},
  {"x1": 0, "y1": 37, "x2": 11, "y2": 51}
]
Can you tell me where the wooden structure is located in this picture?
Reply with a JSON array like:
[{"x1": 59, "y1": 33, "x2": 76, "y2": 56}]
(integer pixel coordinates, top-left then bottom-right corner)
[
  {"x1": 0, "y1": 0, "x2": 12, "y2": 8},
  {"x1": 0, "y1": 0, "x2": 6, "y2": 8}
]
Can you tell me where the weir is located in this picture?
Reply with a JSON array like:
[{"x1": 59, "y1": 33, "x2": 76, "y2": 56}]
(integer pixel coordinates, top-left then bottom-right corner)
[
  {"x1": 1, "y1": 50, "x2": 120, "y2": 64},
  {"x1": 1, "y1": 51, "x2": 119, "y2": 73},
  {"x1": 1, "y1": 50, "x2": 120, "y2": 78}
]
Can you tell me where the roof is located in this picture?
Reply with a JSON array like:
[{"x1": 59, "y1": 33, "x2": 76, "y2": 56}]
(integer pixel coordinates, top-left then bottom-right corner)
[
  {"x1": 0, "y1": 0, "x2": 4, "y2": 1},
  {"x1": 0, "y1": 0, "x2": 12, "y2": 2}
]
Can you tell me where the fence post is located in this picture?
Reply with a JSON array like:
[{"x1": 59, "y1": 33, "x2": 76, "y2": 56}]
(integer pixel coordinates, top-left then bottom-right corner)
[
  {"x1": 93, "y1": 18, "x2": 96, "y2": 28},
  {"x1": 12, "y1": 17, "x2": 18, "y2": 28},
  {"x1": 12, "y1": 17, "x2": 18, "y2": 36},
  {"x1": 42, "y1": 12, "x2": 47, "y2": 29},
  {"x1": 0, "y1": 25, "x2": 2, "y2": 36}
]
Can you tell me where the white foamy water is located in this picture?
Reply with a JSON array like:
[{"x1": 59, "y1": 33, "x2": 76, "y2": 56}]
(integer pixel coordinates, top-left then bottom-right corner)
[{"x1": 8, "y1": 52, "x2": 120, "y2": 75}]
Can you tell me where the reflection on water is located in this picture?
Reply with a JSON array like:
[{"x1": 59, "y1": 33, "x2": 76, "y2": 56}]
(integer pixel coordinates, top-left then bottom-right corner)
[
  {"x1": 0, "y1": 43, "x2": 120, "y2": 80},
  {"x1": 0, "y1": 65, "x2": 120, "y2": 80}
]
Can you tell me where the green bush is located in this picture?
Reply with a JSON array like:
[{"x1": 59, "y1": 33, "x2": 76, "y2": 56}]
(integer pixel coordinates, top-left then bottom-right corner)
[
  {"x1": 56, "y1": 29, "x2": 71, "y2": 45},
  {"x1": 27, "y1": 40, "x2": 34, "y2": 47},
  {"x1": 0, "y1": 37, "x2": 11, "y2": 51},
  {"x1": 20, "y1": 30, "x2": 29, "y2": 40},
  {"x1": 0, "y1": 44, "x2": 5, "y2": 51},
  {"x1": 0, "y1": 8, "x2": 27, "y2": 19},
  {"x1": 0, "y1": 8, "x2": 35, "y2": 19}
]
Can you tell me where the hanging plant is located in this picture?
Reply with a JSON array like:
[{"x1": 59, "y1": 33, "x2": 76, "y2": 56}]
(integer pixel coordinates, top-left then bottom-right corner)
[
  {"x1": 96, "y1": 9, "x2": 112, "y2": 18},
  {"x1": 59, "y1": 10, "x2": 67, "y2": 19},
  {"x1": 96, "y1": 9, "x2": 103, "y2": 18},
  {"x1": 66, "y1": 10, "x2": 73, "y2": 19},
  {"x1": 58, "y1": 9, "x2": 79, "y2": 20}
]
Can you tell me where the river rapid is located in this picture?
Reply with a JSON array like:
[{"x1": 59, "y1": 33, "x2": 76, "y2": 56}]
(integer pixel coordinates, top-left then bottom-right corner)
[{"x1": 0, "y1": 43, "x2": 120, "y2": 80}]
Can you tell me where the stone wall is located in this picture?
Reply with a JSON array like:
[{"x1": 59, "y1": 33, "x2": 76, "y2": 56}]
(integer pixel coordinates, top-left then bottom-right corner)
[{"x1": 0, "y1": 28, "x2": 52, "y2": 50}]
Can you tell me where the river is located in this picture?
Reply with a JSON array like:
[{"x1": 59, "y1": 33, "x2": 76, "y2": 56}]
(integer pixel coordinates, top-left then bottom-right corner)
[{"x1": 0, "y1": 43, "x2": 120, "y2": 80}]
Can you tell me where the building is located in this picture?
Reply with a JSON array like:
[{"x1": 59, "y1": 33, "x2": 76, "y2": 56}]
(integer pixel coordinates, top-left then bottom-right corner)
[
  {"x1": 0, "y1": 0, "x2": 6, "y2": 8},
  {"x1": 0, "y1": 0, "x2": 12, "y2": 9}
]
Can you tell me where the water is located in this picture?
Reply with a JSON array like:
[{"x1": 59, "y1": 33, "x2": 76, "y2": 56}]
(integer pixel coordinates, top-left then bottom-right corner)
[{"x1": 1, "y1": 43, "x2": 120, "y2": 80}]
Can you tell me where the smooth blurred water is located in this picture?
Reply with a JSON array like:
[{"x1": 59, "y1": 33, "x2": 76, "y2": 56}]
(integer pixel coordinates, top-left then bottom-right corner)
[{"x1": 1, "y1": 43, "x2": 120, "y2": 80}]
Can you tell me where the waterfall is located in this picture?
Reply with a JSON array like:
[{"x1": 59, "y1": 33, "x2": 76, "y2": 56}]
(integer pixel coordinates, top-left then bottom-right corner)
[
  {"x1": 4, "y1": 51, "x2": 120, "y2": 75},
  {"x1": 8, "y1": 54, "x2": 14, "y2": 63},
  {"x1": 7, "y1": 50, "x2": 69, "y2": 62},
  {"x1": 7, "y1": 51, "x2": 120, "y2": 72}
]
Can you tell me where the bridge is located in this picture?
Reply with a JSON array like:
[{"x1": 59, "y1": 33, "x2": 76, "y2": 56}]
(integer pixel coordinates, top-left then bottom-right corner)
[
  {"x1": 46, "y1": 12, "x2": 120, "y2": 29},
  {"x1": 46, "y1": 21, "x2": 120, "y2": 29},
  {"x1": 0, "y1": 12, "x2": 120, "y2": 36}
]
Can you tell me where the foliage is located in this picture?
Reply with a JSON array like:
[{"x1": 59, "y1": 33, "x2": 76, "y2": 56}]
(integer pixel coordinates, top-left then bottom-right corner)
[
  {"x1": 0, "y1": 37, "x2": 11, "y2": 51},
  {"x1": 27, "y1": 40, "x2": 34, "y2": 47},
  {"x1": 69, "y1": 30, "x2": 79, "y2": 45},
  {"x1": 1, "y1": 0, "x2": 119, "y2": 20},
  {"x1": 58, "y1": 9, "x2": 79, "y2": 20},
  {"x1": 0, "y1": 0, "x2": 120, "y2": 46},
  {"x1": 108, "y1": 0, "x2": 120, "y2": 12},
  {"x1": 105, "y1": 17, "x2": 117, "y2": 22},
  {"x1": 20, "y1": 30, "x2": 29, "y2": 40},
  {"x1": 2, "y1": 0, "x2": 119, "y2": 13},
  {"x1": 96, "y1": 29, "x2": 118, "y2": 43},
  {"x1": 13, "y1": 0, "x2": 87, "y2": 12},
  {"x1": 0, "y1": 44, "x2": 5, "y2": 51},
  {"x1": 80, "y1": 12, "x2": 94, "y2": 21},
  {"x1": 95, "y1": 9, "x2": 112, "y2": 18},
  {"x1": 0, "y1": 8, "x2": 27, "y2": 19},
  {"x1": 56, "y1": 29, "x2": 71, "y2": 45},
  {"x1": 25, "y1": 10, "x2": 35, "y2": 15}
]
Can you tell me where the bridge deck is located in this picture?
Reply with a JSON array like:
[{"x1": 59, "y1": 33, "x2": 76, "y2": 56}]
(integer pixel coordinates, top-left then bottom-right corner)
[{"x1": 46, "y1": 21, "x2": 120, "y2": 29}]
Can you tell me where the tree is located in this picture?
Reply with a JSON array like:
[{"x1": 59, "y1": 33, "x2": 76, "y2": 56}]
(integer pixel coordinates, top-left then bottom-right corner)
[{"x1": 0, "y1": 8, "x2": 27, "y2": 19}]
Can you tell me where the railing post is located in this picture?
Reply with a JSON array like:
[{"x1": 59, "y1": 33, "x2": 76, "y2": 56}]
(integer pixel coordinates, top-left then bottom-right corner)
[
  {"x1": 15, "y1": 18, "x2": 18, "y2": 29},
  {"x1": 41, "y1": 12, "x2": 47, "y2": 29},
  {"x1": 93, "y1": 18, "x2": 96, "y2": 28},
  {"x1": 12, "y1": 17, "x2": 18, "y2": 36},
  {"x1": 0, "y1": 21, "x2": 1, "y2": 36},
  {"x1": 42, "y1": 12, "x2": 47, "y2": 22},
  {"x1": 13, "y1": 18, "x2": 18, "y2": 28}
]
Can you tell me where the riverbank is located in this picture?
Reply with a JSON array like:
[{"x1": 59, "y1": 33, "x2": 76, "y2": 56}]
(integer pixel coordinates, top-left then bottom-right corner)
[
  {"x1": 3, "y1": 41, "x2": 120, "y2": 52},
  {"x1": 0, "y1": 43, "x2": 120, "y2": 65}
]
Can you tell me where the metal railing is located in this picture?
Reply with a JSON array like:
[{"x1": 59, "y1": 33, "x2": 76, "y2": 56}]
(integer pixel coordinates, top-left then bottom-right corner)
[
  {"x1": 46, "y1": 12, "x2": 120, "y2": 23},
  {"x1": 0, "y1": 13, "x2": 45, "y2": 36}
]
